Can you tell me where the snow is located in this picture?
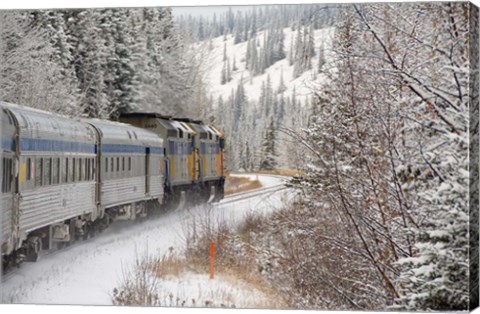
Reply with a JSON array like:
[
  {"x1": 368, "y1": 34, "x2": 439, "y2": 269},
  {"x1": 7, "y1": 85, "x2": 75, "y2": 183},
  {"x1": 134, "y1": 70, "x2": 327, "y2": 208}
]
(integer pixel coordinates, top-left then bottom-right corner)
[
  {"x1": 1, "y1": 174, "x2": 292, "y2": 306},
  {"x1": 200, "y1": 27, "x2": 335, "y2": 106},
  {"x1": 230, "y1": 172, "x2": 285, "y2": 188},
  {"x1": 153, "y1": 272, "x2": 272, "y2": 308}
]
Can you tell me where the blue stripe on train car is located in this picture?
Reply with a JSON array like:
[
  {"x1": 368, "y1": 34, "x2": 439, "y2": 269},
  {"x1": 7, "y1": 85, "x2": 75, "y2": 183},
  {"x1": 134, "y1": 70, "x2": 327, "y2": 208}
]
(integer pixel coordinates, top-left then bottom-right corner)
[
  {"x1": 19, "y1": 138, "x2": 95, "y2": 153},
  {"x1": 149, "y1": 147, "x2": 164, "y2": 154},
  {"x1": 102, "y1": 144, "x2": 164, "y2": 154},
  {"x1": 1, "y1": 137, "x2": 16, "y2": 152}
]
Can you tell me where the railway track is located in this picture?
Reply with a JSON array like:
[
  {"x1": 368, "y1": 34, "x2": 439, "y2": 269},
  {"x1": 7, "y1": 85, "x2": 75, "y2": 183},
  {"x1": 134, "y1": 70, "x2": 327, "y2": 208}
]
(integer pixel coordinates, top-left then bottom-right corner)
[
  {"x1": 1, "y1": 175, "x2": 288, "y2": 283},
  {"x1": 219, "y1": 184, "x2": 287, "y2": 206}
]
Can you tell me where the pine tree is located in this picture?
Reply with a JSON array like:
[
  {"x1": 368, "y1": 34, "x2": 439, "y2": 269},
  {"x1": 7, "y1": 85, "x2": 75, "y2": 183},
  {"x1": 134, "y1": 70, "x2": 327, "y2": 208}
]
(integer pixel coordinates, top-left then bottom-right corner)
[
  {"x1": 223, "y1": 42, "x2": 227, "y2": 62},
  {"x1": 293, "y1": 24, "x2": 304, "y2": 77},
  {"x1": 232, "y1": 55, "x2": 237, "y2": 71},
  {"x1": 226, "y1": 58, "x2": 232, "y2": 82},
  {"x1": 264, "y1": 74, "x2": 273, "y2": 117},
  {"x1": 259, "y1": 117, "x2": 278, "y2": 170},
  {"x1": 221, "y1": 61, "x2": 227, "y2": 85},
  {"x1": 233, "y1": 77, "x2": 247, "y2": 126},
  {"x1": 278, "y1": 66, "x2": 287, "y2": 93}
]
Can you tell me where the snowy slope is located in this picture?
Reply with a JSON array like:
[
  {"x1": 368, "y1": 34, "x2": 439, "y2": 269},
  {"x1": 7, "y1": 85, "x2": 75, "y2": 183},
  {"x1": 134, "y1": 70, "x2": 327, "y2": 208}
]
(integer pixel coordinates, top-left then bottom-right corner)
[
  {"x1": 201, "y1": 27, "x2": 335, "y2": 106},
  {"x1": 2, "y1": 175, "x2": 292, "y2": 306}
]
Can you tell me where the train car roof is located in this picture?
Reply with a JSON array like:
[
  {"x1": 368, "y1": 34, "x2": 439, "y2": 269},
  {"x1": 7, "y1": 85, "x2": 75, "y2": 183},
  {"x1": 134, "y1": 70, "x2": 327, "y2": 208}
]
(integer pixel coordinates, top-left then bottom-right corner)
[
  {"x1": 119, "y1": 111, "x2": 224, "y2": 139},
  {"x1": 120, "y1": 112, "x2": 204, "y2": 125},
  {"x1": 0, "y1": 101, "x2": 95, "y2": 142},
  {"x1": 120, "y1": 112, "x2": 173, "y2": 120},
  {"x1": 87, "y1": 119, "x2": 163, "y2": 147}
]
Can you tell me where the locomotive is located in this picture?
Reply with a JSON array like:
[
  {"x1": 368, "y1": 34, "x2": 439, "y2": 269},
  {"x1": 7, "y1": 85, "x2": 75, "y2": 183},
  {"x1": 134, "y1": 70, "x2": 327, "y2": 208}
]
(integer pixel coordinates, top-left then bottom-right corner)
[{"x1": 0, "y1": 102, "x2": 225, "y2": 271}]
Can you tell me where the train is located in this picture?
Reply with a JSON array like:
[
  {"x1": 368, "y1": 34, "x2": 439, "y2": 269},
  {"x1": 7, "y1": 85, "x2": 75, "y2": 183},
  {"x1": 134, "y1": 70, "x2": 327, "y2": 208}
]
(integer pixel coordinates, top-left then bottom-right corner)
[{"x1": 0, "y1": 102, "x2": 225, "y2": 271}]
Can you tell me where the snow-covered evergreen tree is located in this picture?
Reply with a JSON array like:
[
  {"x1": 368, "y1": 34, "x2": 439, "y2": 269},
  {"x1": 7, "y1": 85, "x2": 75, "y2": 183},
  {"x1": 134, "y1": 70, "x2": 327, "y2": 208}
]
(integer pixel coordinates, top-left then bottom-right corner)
[{"x1": 259, "y1": 117, "x2": 278, "y2": 170}]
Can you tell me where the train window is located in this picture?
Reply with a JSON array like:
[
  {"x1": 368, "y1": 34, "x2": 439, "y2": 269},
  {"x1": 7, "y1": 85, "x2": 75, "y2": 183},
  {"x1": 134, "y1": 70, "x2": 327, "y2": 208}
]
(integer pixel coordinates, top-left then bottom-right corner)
[
  {"x1": 178, "y1": 128, "x2": 184, "y2": 138},
  {"x1": 83, "y1": 158, "x2": 87, "y2": 181},
  {"x1": 117, "y1": 157, "x2": 120, "y2": 172},
  {"x1": 35, "y1": 158, "x2": 43, "y2": 186},
  {"x1": 105, "y1": 157, "x2": 108, "y2": 173},
  {"x1": 122, "y1": 157, "x2": 125, "y2": 172},
  {"x1": 44, "y1": 158, "x2": 51, "y2": 185},
  {"x1": 52, "y1": 158, "x2": 59, "y2": 185},
  {"x1": 2, "y1": 158, "x2": 6, "y2": 192},
  {"x1": 57, "y1": 158, "x2": 61, "y2": 184},
  {"x1": 79, "y1": 158, "x2": 83, "y2": 181},
  {"x1": 82, "y1": 159, "x2": 84, "y2": 181},
  {"x1": 86, "y1": 159, "x2": 90, "y2": 181},
  {"x1": 69, "y1": 158, "x2": 74, "y2": 182},
  {"x1": 77, "y1": 158, "x2": 81, "y2": 181},
  {"x1": 64, "y1": 158, "x2": 68, "y2": 183},
  {"x1": 110, "y1": 157, "x2": 114, "y2": 172},
  {"x1": 26, "y1": 158, "x2": 31, "y2": 180},
  {"x1": 91, "y1": 158, "x2": 95, "y2": 180},
  {"x1": 128, "y1": 157, "x2": 131, "y2": 171},
  {"x1": 79, "y1": 158, "x2": 82, "y2": 181},
  {"x1": 8, "y1": 159, "x2": 12, "y2": 192},
  {"x1": 1, "y1": 158, "x2": 5, "y2": 192},
  {"x1": 2, "y1": 158, "x2": 13, "y2": 193},
  {"x1": 72, "y1": 158, "x2": 76, "y2": 182}
]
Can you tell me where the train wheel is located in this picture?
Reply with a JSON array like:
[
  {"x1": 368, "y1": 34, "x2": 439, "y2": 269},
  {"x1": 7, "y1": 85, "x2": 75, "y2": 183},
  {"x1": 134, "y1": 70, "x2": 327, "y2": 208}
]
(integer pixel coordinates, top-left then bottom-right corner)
[{"x1": 82, "y1": 223, "x2": 91, "y2": 241}]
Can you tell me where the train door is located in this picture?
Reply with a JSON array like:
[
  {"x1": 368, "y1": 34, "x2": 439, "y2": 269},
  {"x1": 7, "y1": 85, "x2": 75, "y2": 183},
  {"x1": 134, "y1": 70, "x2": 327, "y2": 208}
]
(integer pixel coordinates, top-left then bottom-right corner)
[
  {"x1": 145, "y1": 147, "x2": 150, "y2": 195},
  {"x1": 200, "y1": 142, "x2": 206, "y2": 181},
  {"x1": 164, "y1": 157, "x2": 171, "y2": 192},
  {"x1": 168, "y1": 140, "x2": 175, "y2": 184}
]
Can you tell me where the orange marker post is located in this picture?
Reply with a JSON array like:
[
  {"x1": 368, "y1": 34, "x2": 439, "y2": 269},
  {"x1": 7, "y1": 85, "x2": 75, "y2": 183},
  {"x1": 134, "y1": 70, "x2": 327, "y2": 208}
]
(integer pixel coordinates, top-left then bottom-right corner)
[{"x1": 210, "y1": 241, "x2": 215, "y2": 279}]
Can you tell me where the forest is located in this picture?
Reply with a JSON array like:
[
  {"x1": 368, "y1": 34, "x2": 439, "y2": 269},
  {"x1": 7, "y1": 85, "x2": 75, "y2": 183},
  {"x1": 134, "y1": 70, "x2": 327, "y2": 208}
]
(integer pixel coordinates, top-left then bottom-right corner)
[{"x1": 0, "y1": 2, "x2": 477, "y2": 311}]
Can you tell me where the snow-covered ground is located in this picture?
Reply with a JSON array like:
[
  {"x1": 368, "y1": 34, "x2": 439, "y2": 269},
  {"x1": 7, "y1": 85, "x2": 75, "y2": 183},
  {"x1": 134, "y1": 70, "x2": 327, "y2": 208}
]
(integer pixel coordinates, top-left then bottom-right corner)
[
  {"x1": 150, "y1": 271, "x2": 276, "y2": 309},
  {"x1": 1, "y1": 174, "x2": 292, "y2": 306},
  {"x1": 231, "y1": 172, "x2": 283, "y2": 188}
]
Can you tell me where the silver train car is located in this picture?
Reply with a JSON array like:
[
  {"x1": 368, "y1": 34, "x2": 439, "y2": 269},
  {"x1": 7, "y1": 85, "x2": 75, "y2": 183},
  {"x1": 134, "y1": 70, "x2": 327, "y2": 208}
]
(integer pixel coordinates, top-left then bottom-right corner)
[
  {"x1": 119, "y1": 113, "x2": 226, "y2": 203},
  {"x1": 1, "y1": 102, "x2": 225, "y2": 272},
  {"x1": 1, "y1": 102, "x2": 97, "y2": 263},
  {"x1": 1, "y1": 103, "x2": 165, "y2": 269},
  {"x1": 87, "y1": 119, "x2": 164, "y2": 222}
]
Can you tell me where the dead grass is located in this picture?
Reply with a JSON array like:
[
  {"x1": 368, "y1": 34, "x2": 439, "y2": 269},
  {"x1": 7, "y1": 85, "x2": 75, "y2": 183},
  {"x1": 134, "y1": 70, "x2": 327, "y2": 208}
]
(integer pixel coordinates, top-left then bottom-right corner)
[
  {"x1": 224, "y1": 175, "x2": 262, "y2": 195},
  {"x1": 253, "y1": 169, "x2": 303, "y2": 176},
  {"x1": 180, "y1": 209, "x2": 290, "y2": 308},
  {"x1": 112, "y1": 195, "x2": 290, "y2": 309},
  {"x1": 149, "y1": 253, "x2": 287, "y2": 309},
  {"x1": 150, "y1": 249, "x2": 189, "y2": 279},
  {"x1": 112, "y1": 239, "x2": 287, "y2": 309}
]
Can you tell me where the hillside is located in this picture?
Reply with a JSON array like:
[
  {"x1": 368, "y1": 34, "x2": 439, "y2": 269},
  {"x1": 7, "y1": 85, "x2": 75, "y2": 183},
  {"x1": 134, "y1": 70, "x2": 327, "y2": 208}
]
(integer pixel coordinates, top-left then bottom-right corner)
[
  {"x1": 189, "y1": 25, "x2": 335, "y2": 171},
  {"x1": 202, "y1": 26, "x2": 335, "y2": 107}
]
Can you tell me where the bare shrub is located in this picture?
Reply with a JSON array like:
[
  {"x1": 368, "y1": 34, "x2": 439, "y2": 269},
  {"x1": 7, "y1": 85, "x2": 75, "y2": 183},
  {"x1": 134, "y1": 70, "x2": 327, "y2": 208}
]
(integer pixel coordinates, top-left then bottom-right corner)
[
  {"x1": 112, "y1": 250, "x2": 164, "y2": 306},
  {"x1": 258, "y1": 198, "x2": 385, "y2": 310},
  {"x1": 181, "y1": 205, "x2": 288, "y2": 307}
]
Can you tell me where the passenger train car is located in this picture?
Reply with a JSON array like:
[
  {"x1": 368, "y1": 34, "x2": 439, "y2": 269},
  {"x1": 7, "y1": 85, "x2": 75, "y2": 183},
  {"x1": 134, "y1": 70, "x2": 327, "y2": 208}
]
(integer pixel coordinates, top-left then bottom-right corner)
[
  {"x1": 119, "y1": 113, "x2": 225, "y2": 204},
  {"x1": 0, "y1": 102, "x2": 225, "y2": 271},
  {"x1": 1, "y1": 102, "x2": 98, "y2": 264},
  {"x1": 87, "y1": 119, "x2": 165, "y2": 223}
]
